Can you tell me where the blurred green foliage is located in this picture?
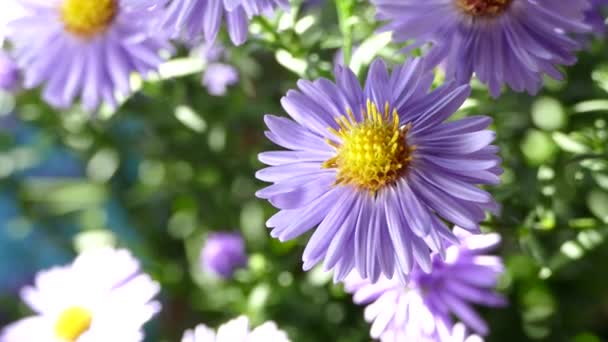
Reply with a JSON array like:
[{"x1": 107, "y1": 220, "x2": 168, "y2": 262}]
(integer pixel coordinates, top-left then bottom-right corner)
[{"x1": 1, "y1": 1, "x2": 608, "y2": 341}]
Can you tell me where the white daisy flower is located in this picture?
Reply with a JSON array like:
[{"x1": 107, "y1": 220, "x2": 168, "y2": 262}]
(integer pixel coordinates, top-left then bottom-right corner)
[{"x1": 0, "y1": 248, "x2": 161, "y2": 342}]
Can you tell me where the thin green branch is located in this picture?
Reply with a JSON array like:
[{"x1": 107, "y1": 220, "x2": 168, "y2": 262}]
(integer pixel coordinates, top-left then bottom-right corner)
[{"x1": 336, "y1": 0, "x2": 355, "y2": 67}]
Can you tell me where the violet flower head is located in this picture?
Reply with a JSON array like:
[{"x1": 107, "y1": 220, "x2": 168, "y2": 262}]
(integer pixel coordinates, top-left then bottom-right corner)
[
  {"x1": 344, "y1": 228, "x2": 505, "y2": 341},
  {"x1": 201, "y1": 232, "x2": 248, "y2": 279},
  {"x1": 182, "y1": 316, "x2": 290, "y2": 342},
  {"x1": 0, "y1": 51, "x2": 19, "y2": 92},
  {"x1": 5, "y1": 0, "x2": 172, "y2": 111},
  {"x1": 0, "y1": 248, "x2": 161, "y2": 342},
  {"x1": 371, "y1": 0, "x2": 592, "y2": 97},
  {"x1": 256, "y1": 58, "x2": 501, "y2": 284},
  {"x1": 162, "y1": 0, "x2": 290, "y2": 46}
]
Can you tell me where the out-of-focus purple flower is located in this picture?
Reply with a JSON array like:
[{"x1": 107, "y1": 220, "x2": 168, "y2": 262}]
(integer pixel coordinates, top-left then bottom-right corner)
[
  {"x1": 203, "y1": 63, "x2": 239, "y2": 96},
  {"x1": 201, "y1": 232, "x2": 248, "y2": 278},
  {"x1": 5, "y1": 0, "x2": 172, "y2": 111},
  {"x1": 198, "y1": 43, "x2": 239, "y2": 96},
  {"x1": 344, "y1": 228, "x2": 505, "y2": 341},
  {"x1": 586, "y1": 0, "x2": 608, "y2": 36},
  {"x1": 182, "y1": 316, "x2": 290, "y2": 342},
  {"x1": 371, "y1": 0, "x2": 591, "y2": 97},
  {"x1": 162, "y1": 0, "x2": 290, "y2": 46},
  {"x1": 256, "y1": 58, "x2": 500, "y2": 284},
  {"x1": 0, "y1": 51, "x2": 19, "y2": 92},
  {"x1": 0, "y1": 248, "x2": 161, "y2": 342}
]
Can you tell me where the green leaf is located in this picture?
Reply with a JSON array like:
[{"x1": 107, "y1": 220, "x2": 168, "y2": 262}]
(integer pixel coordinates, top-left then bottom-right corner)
[
  {"x1": 532, "y1": 97, "x2": 567, "y2": 131},
  {"x1": 552, "y1": 132, "x2": 592, "y2": 154},
  {"x1": 521, "y1": 130, "x2": 558, "y2": 165},
  {"x1": 275, "y1": 49, "x2": 308, "y2": 76},
  {"x1": 573, "y1": 100, "x2": 608, "y2": 114},
  {"x1": 349, "y1": 32, "x2": 392, "y2": 76},
  {"x1": 587, "y1": 190, "x2": 608, "y2": 223}
]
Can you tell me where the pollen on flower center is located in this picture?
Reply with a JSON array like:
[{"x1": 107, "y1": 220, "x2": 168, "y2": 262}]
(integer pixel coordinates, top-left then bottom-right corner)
[
  {"x1": 55, "y1": 306, "x2": 93, "y2": 341},
  {"x1": 323, "y1": 100, "x2": 415, "y2": 193},
  {"x1": 61, "y1": 0, "x2": 118, "y2": 38},
  {"x1": 456, "y1": 0, "x2": 513, "y2": 17}
]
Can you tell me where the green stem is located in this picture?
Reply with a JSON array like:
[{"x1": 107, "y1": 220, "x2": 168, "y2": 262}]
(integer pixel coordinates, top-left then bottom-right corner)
[
  {"x1": 336, "y1": 0, "x2": 354, "y2": 67},
  {"x1": 253, "y1": 16, "x2": 300, "y2": 55},
  {"x1": 255, "y1": 16, "x2": 282, "y2": 44}
]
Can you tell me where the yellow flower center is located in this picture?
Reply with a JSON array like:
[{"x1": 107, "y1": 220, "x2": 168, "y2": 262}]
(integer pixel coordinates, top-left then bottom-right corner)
[
  {"x1": 61, "y1": 0, "x2": 118, "y2": 38},
  {"x1": 456, "y1": 0, "x2": 513, "y2": 17},
  {"x1": 323, "y1": 100, "x2": 415, "y2": 193},
  {"x1": 55, "y1": 306, "x2": 93, "y2": 341}
]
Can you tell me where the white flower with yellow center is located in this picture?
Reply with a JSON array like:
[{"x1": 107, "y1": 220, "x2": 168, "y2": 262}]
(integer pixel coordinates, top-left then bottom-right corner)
[{"x1": 0, "y1": 248, "x2": 161, "y2": 342}]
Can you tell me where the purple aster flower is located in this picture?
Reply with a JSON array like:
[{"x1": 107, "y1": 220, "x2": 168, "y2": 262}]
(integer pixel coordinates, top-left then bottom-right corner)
[
  {"x1": 0, "y1": 248, "x2": 161, "y2": 342},
  {"x1": 344, "y1": 228, "x2": 505, "y2": 341},
  {"x1": 371, "y1": 0, "x2": 592, "y2": 97},
  {"x1": 5, "y1": 0, "x2": 172, "y2": 111},
  {"x1": 201, "y1": 232, "x2": 248, "y2": 279},
  {"x1": 256, "y1": 58, "x2": 501, "y2": 283},
  {"x1": 162, "y1": 0, "x2": 290, "y2": 46},
  {"x1": 0, "y1": 51, "x2": 19, "y2": 92},
  {"x1": 586, "y1": 0, "x2": 608, "y2": 36},
  {"x1": 182, "y1": 316, "x2": 290, "y2": 342}
]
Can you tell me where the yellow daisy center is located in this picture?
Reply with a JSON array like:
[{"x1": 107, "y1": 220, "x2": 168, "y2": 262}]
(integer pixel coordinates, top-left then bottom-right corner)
[
  {"x1": 61, "y1": 0, "x2": 118, "y2": 38},
  {"x1": 456, "y1": 0, "x2": 513, "y2": 17},
  {"x1": 323, "y1": 100, "x2": 415, "y2": 193},
  {"x1": 55, "y1": 306, "x2": 93, "y2": 341}
]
